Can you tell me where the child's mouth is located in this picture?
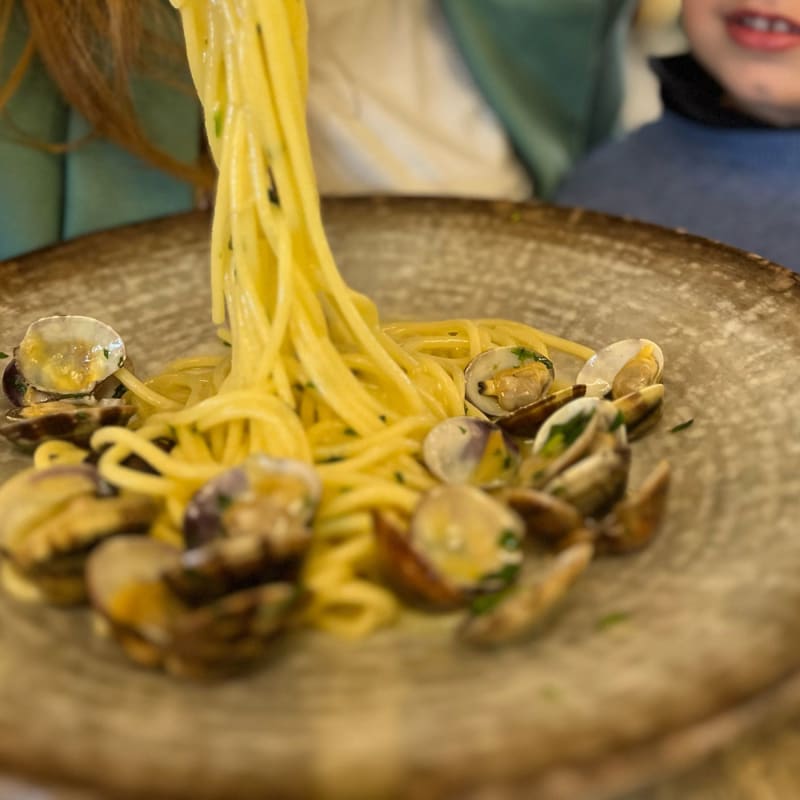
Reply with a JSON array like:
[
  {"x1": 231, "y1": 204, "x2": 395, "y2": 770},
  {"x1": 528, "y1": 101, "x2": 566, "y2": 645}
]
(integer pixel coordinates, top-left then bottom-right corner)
[{"x1": 726, "y1": 9, "x2": 800, "y2": 50}]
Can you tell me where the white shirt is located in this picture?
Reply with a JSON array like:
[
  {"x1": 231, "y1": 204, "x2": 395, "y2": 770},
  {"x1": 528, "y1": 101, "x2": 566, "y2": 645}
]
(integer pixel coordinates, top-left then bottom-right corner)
[{"x1": 306, "y1": 0, "x2": 533, "y2": 199}]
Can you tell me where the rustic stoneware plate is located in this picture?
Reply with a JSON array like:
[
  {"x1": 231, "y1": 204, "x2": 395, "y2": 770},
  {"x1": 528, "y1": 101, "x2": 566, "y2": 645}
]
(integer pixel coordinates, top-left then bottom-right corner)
[{"x1": 0, "y1": 198, "x2": 799, "y2": 800}]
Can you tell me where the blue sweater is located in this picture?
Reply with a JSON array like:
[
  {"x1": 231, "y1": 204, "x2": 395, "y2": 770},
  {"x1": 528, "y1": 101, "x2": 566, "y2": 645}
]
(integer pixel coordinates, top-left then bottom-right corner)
[{"x1": 556, "y1": 61, "x2": 800, "y2": 273}]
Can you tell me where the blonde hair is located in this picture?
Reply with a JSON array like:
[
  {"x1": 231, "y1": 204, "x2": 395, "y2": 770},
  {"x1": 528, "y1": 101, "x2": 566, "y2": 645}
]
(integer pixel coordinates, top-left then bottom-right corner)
[{"x1": 0, "y1": 0, "x2": 214, "y2": 189}]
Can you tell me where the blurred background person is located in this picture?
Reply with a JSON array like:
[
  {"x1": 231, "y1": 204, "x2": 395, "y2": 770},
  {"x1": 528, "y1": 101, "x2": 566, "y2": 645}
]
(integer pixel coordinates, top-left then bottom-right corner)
[
  {"x1": 556, "y1": 0, "x2": 800, "y2": 271},
  {"x1": 0, "y1": 0, "x2": 635, "y2": 260}
]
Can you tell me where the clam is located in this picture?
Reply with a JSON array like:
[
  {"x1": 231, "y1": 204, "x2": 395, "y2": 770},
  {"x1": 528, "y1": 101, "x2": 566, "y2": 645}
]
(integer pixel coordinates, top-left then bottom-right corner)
[
  {"x1": 422, "y1": 416, "x2": 519, "y2": 489},
  {"x1": 183, "y1": 454, "x2": 321, "y2": 549},
  {"x1": 542, "y1": 446, "x2": 631, "y2": 519},
  {"x1": 0, "y1": 464, "x2": 157, "y2": 604},
  {"x1": 14, "y1": 315, "x2": 126, "y2": 398},
  {"x1": 88, "y1": 535, "x2": 301, "y2": 677},
  {"x1": 173, "y1": 456, "x2": 321, "y2": 604},
  {"x1": 0, "y1": 399, "x2": 136, "y2": 452},
  {"x1": 613, "y1": 383, "x2": 665, "y2": 440},
  {"x1": 465, "y1": 346, "x2": 554, "y2": 417},
  {"x1": 459, "y1": 540, "x2": 594, "y2": 647},
  {"x1": 517, "y1": 396, "x2": 602, "y2": 487},
  {"x1": 493, "y1": 487, "x2": 584, "y2": 547},
  {"x1": 597, "y1": 460, "x2": 671, "y2": 554},
  {"x1": 576, "y1": 339, "x2": 664, "y2": 399},
  {"x1": 2, "y1": 360, "x2": 37, "y2": 406},
  {"x1": 374, "y1": 485, "x2": 526, "y2": 610},
  {"x1": 497, "y1": 384, "x2": 587, "y2": 438}
]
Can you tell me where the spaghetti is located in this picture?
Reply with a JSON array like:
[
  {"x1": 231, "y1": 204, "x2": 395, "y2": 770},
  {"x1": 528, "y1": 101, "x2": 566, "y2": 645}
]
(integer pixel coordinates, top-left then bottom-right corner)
[{"x1": 81, "y1": 0, "x2": 594, "y2": 639}]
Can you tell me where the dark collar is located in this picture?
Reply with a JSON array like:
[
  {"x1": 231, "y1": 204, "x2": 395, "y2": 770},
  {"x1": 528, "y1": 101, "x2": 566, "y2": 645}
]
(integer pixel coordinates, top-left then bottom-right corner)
[{"x1": 649, "y1": 53, "x2": 775, "y2": 129}]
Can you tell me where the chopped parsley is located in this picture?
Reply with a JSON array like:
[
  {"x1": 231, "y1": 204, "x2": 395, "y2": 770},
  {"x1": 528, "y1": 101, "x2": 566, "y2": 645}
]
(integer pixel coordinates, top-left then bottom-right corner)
[
  {"x1": 498, "y1": 529, "x2": 520, "y2": 551},
  {"x1": 394, "y1": 471, "x2": 405, "y2": 484},
  {"x1": 480, "y1": 562, "x2": 520, "y2": 593},
  {"x1": 540, "y1": 685, "x2": 561, "y2": 702},
  {"x1": 596, "y1": 610, "x2": 631, "y2": 631},
  {"x1": 102, "y1": 348, "x2": 110, "y2": 360},
  {"x1": 470, "y1": 587, "x2": 512, "y2": 616},
  {"x1": 609, "y1": 409, "x2": 625, "y2": 432},
  {"x1": 670, "y1": 419, "x2": 694, "y2": 434},
  {"x1": 510, "y1": 346, "x2": 553, "y2": 370},
  {"x1": 448, "y1": 331, "x2": 459, "y2": 337},
  {"x1": 117, "y1": 356, "x2": 124, "y2": 368},
  {"x1": 343, "y1": 427, "x2": 357, "y2": 437},
  {"x1": 322, "y1": 455, "x2": 345, "y2": 463},
  {"x1": 112, "y1": 383, "x2": 127, "y2": 399},
  {"x1": 305, "y1": 381, "x2": 316, "y2": 389},
  {"x1": 0, "y1": 352, "x2": 8, "y2": 359},
  {"x1": 268, "y1": 168, "x2": 281, "y2": 206},
  {"x1": 540, "y1": 410, "x2": 594, "y2": 457},
  {"x1": 213, "y1": 108, "x2": 224, "y2": 138},
  {"x1": 379, "y1": 414, "x2": 388, "y2": 423},
  {"x1": 217, "y1": 493, "x2": 234, "y2": 512}
]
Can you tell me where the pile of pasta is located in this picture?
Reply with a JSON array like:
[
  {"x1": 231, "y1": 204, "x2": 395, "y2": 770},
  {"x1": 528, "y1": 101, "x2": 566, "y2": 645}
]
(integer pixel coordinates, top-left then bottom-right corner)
[{"x1": 82, "y1": 0, "x2": 593, "y2": 638}]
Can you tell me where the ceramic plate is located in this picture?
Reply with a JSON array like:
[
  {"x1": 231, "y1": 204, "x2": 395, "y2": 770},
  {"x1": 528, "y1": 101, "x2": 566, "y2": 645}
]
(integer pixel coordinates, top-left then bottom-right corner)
[{"x1": 0, "y1": 199, "x2": 798, "y2": 800}]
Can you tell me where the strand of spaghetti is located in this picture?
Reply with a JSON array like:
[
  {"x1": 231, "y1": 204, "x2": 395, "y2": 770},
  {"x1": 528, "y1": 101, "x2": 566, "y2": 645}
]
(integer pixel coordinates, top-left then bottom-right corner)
[
  {"x1": 316, "y1": 443, "x2": 422, "y2": 483},
  {"x1": 227, "y1": 115, "x2": 274, "y2": 389},
  {"x1": 307, "y1": 581, "x2": 398, "y2": 639},
  {"x1": 32, "y1": 440, "x2": 88, "y2": 468},
  {"x1": 318, "y1": 484, "x2": 420, "y2": 519},
  {"x1": 289, "y1": 298, "x2": 390, "y2": 432},
  {"x1": 255, "y1": 226, "x2": 295, "y2": 403},
  {"x1": 174, "y1": 426, "x2": 216, "y2": 464},
  {"x1": 310, "y1": 417, "x2": 430, "y2": 456},
  {"x1": 257, "y1": 2, "x2": 427, "y2": 415},
  {"x1": 315, "y1": 512, "x2": 373, "y2": 540},
  {"x1": 95, "y1": 455, "x2": 175, "y2": 497},
  {"x1": 175, "y1": 0, "x2": 206, "y2": 97},
  {"x1": 92, "y1": 427, "x2": 222, "y2": 482},
  {"x1": 115, "y1": 368, "x2": 181, "y2": 411},
  {"x1": 309, "y1": 533, "x2": 375, "y2": 572}
]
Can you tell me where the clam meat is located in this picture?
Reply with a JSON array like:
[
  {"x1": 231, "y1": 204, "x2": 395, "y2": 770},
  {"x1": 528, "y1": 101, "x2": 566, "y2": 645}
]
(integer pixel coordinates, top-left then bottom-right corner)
[
  {"x1": 374, "y1": 484, "x2": 526, "y2": 610},
  {"x1": 576, "y1": 339, "x2": 663, "y2": 399},
  {"x1": 13, "y1": 315, "x2": 126, "y2": 398},
  {"x1": 465, "y1": 346, "x2": 554, "y2": 417}
]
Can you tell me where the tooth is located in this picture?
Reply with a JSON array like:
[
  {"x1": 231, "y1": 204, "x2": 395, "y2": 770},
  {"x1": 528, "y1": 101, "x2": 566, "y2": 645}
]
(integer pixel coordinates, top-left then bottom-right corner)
[
  {"x1": 752, "y1": 17, "x2": 770, "y2": 31},
  {"x1": 771, "y1": 19, "x2": 791, "y2": 33}
]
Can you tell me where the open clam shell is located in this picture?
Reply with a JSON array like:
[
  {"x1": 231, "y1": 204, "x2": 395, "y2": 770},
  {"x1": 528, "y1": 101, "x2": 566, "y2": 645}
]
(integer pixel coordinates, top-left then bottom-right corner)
[
  {"x1": 374, "y1": 485, "x2": 526, "y2": 610},
  {"x1": 497, "y1": 384, "x2": 587, "y2": 438},
  {"x1": 576, "y1": 338, "x2": 664, "y2": 399},
  {"x1": 459, "y1": 540, "x2": 594, "y2": 647},
  {"x1": 0, "y1": 464, "x2": 156, "y2": 604},
  {"x1": 422, "y1": 416, "x2": 519, "y2": 489},
  {"x1": 15, "y1": 315, "x2": 126, "y2": 397},
  {"x1": 597, "y1": 460, "x2": 671, "y2": 554},
  {"x1": 465, "y1": 346, "x2": 554, "y2": 417},
  {"x1": 163, "y1": 532, "x2": 304, "y2": 606},
  {"x1": 493, "y1": 487, "x2": 584, "y2": 547},
  {"x1": 518, "y1": 397, "x2": 602, "y2": 487},
  {"x1": 613, "y1": 383, "x2": 665, "y2": 440},
  {"x1": 88, "y1": 535, "x2": 300, "y2": 676},
  {"x1": 0, "y1": 400, "x2": 136, "y2": 453},
  {"x1": 542, "y1": 446, "x2": 631, "y2": 519},
  {"x1": 183, "y1": 454, "x2": 321, "y2": 550}
]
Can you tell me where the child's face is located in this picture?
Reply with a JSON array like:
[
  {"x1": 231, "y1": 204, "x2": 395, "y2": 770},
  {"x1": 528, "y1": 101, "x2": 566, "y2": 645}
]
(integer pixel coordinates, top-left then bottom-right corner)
[{"x1": 682, "y1": 0, "x2": 800, "y2": 125}]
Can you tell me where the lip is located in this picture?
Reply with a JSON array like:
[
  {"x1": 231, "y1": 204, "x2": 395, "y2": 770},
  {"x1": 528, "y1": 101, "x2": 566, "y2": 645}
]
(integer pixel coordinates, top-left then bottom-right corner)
[{"x1": 725, "y1": 9, "x2": 800, "y2": 51}]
